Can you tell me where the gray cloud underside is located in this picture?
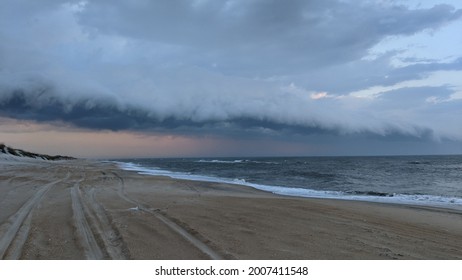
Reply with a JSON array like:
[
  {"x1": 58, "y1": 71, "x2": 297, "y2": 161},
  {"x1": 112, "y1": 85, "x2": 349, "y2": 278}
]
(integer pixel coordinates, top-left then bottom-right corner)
[
  {"x1": 76, "y1": 0, "x2": 462, "y2": 76},
  {"x1": 0, "y1": 83, "x2": 444, "y2": 142},
  {"x1": 1, "y1": 0, "x2": 462, "y2": 143},
  {"x1": 0, "y1": 87, "x2": 322, "y2": 135},
  {"x1": 4, "y1": 0, "x2": 460, "y2": 76}
]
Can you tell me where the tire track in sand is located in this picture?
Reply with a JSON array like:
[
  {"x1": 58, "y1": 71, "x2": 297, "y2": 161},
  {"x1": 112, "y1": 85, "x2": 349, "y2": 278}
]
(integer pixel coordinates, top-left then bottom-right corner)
[
  {"x1": 0, "y1": 174, "x2": 69, "y2": 259},
  {"x1": 2, "y1": 210, "x2": 33, "y2": 259},
  {"x1": 70, "y1": 181, "x2": 104, "y2": 259},
  {"x1": 71, "y1": 173, "x2": 129, "y2": 260},
  {"x1": 112, "y1": 171, "x2": 222, "y2": 260},
  {"x1": 82, "y1": 187, "x2": 128, "y2": 259}
]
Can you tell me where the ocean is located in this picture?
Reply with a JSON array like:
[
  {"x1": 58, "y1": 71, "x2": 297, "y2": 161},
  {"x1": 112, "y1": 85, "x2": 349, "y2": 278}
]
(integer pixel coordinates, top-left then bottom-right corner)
[{"x1": 114, "y1": 155, "x2": 462, "y2": 210}]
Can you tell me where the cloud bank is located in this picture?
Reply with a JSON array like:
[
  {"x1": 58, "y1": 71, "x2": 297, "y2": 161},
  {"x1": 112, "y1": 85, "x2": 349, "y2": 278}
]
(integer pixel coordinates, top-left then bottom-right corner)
[{"x1": 1, "y1": 0, "x2": 462, "y2": 151}]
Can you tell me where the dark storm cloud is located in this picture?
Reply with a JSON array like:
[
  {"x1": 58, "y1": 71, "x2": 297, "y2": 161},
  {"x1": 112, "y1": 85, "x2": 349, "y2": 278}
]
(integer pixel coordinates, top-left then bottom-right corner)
[
  {"x1": 1, "y1": 0, "x2": 462, "y2": 147},
  {"x1": 0, "y1": 81, "x2": 446, "y2": 143},
  {"x1": 0, "y1": 84, "x2": 345, "y2": 134},
  {"x1": 77, "y1": 0, "x2": 462, "y2": 75},
  {"x1": 0, "y1": 86, "x2": 323, "y2": 138}
]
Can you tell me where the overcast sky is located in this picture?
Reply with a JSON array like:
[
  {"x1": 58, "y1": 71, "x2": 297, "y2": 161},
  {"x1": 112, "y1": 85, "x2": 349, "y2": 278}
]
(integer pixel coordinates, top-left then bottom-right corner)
[{"x1": 1, "y1": 0, "x2": 461, "y2": 158}]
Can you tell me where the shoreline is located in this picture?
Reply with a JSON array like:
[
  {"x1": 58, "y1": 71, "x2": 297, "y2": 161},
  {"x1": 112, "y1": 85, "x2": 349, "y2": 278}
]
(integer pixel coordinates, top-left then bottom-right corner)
[
  {"x1": 115, "y1": 160, "x2": 462, "y2": 212},
  {"x1": 1, "y1": 158, "x2": 462, "y2": 259}
]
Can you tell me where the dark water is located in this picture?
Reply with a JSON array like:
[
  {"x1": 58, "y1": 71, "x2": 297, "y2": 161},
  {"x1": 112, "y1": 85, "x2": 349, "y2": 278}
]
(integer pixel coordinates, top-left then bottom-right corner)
[{"x1": 115, "y1": 155, "x2": 462, "y2": 209}]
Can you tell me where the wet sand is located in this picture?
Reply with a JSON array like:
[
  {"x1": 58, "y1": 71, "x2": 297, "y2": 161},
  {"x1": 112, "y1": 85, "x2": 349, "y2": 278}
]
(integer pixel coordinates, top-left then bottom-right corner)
[{"x1": 1, "y1": 158, "x2": 462, "y2": 259}]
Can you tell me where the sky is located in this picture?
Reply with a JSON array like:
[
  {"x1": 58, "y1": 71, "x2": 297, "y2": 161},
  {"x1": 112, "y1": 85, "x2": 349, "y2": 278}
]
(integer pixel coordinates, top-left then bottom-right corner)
[{"x1": 0, "y1": 0, "x2": 461, "y2": 158}]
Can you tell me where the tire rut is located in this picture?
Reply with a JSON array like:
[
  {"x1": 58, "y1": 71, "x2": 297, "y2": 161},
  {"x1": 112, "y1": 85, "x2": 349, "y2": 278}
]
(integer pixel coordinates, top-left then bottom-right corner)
[
  {"x1": 70, "y1": 181, "x2": 104, "y2": 260},
  {"x1": 2, "y1": 210, "x2": 33, "y2": 259},
  {"x1": 112, "y1": 171, "x2": 223, "y2": 260},
  {"x1": 0, "y1": 173, "x2": 69, "y2": 259},
  {"x1": 83, "y1": 187, "x2": 129, "y2": 259},
  {"x1": 71, "y1": 177, "x2": 129, "y2": 260}
]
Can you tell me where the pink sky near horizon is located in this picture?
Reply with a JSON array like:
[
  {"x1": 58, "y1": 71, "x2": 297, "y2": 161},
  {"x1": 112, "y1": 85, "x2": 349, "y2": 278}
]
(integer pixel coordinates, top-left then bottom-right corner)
[{"x1": 0, "y1": 118, "x2": 323, "y2": 158}]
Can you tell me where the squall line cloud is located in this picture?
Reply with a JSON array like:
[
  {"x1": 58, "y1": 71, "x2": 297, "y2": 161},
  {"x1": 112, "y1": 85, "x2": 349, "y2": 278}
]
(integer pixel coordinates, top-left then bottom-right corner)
[
  {"x1": 0, "y1": 82, "x2": 437, "y2": 141},
  {"x1": 1, "y1": 0, "x2": 462, "y2": 146}
]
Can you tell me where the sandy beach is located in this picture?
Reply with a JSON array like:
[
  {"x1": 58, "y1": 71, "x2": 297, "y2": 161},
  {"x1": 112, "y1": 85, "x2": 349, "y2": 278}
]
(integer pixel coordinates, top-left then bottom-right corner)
[{"x1": 1, "y1": 158, "x2": 462, "y2": 260}]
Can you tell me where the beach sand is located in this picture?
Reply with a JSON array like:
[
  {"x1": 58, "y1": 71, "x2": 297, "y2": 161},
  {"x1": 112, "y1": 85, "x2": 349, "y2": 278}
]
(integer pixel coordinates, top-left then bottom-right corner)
[{"x1": 0, "y1": 158, "x2": 461, "y2": 260}]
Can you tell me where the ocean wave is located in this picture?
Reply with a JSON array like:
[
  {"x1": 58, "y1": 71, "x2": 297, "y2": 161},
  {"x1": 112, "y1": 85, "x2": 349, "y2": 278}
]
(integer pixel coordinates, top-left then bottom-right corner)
[
  {"x1": 407, "y1": 161, "x2": 432, "y2": 165},
  {"x1": 196, "y1": 159, "x2": 279, "y2": 164},
  {"x1": 115, "y1": 161, "x2": 462, "y2": 211},
  {"x1": 196, "y1": 159, "x2": 246, "y2": 163},
  {"x1": 345, "y1": 190, "x2": 394, "y2": 197}
]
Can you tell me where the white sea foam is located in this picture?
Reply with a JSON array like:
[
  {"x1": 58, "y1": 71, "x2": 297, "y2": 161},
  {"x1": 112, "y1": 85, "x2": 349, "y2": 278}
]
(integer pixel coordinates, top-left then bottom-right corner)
[
  {"x1": 116, "y1": 161, "x2": 462, "y2": 211},
  {"x1": 196, "y1": 159, "x2": 244, "y2": 163},
  {"x1": 196, "y1": 159, "x2": 278, "y2": 164}
]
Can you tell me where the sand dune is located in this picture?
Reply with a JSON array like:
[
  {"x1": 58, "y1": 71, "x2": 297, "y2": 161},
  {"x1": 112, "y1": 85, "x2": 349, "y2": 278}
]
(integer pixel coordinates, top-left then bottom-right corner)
[{"x1": 0, "y1": 158, "x2": 461, "y2": 259}]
